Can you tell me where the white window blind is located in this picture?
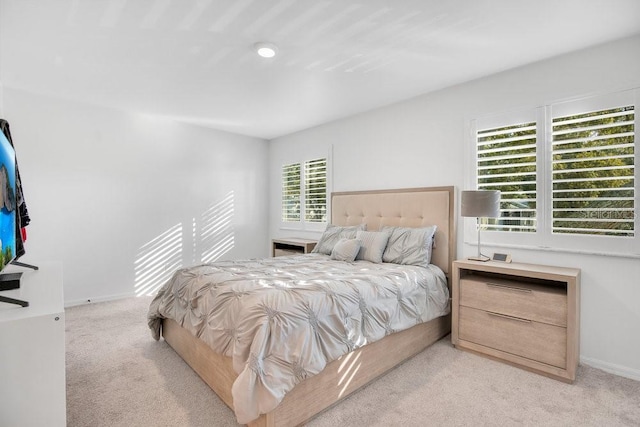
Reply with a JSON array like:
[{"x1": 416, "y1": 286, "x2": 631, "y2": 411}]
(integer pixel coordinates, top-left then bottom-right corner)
[
  {"x1": 476, "y1": 121, "x2": 537, "y2": 233},
  {"x1": 304, "y1": 158, "x2": 327, "y2": 223},
  {"x1": 551, "y1": 106, "x2": 635, "y2": 237},
  {"x1": 282, "y1": 162, "x2": 300, "y2": 222}
]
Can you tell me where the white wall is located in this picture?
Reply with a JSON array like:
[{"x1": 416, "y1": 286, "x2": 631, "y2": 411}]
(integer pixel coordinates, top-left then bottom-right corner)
[
  {"x1": 269, "y1": 34, "x2": 640, "y2": 380},
  {"x1": 3, "y1": 88, "x2": 269, "y2": 305}
]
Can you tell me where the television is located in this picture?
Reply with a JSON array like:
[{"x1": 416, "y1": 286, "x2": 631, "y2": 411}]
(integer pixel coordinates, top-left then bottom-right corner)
[
  {"x1": 0, "y1": 129, "x2": 24, "y2": 306},
  {"x1": 0, "y1": 130, "x2": 17, "y2": 269}
]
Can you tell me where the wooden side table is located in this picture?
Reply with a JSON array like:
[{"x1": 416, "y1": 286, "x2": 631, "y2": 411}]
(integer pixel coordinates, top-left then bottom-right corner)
[
  {"x1": 451, "y1": 259, "x2": 580, "y2": 383},
  {"x1": 272, "y1": 238, "x2": 317, "y2": 257}
]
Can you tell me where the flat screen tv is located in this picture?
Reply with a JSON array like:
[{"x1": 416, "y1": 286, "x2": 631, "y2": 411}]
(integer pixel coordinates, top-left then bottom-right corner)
[
  {"x1": 0, "y1": 130, "x2": 23, "y2": 306},
  {"x1": 0, "y1": 130, "x2": 17, "y2": 271}
]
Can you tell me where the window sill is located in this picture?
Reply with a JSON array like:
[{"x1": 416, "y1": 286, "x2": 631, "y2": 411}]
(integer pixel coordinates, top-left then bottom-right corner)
[{"x1": 465, "y1": 240, "x2": 640, "y2": 260}]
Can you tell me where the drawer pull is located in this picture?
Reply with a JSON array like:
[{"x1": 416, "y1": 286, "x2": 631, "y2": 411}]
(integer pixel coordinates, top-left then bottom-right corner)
[
  {"x1": 487, "y1": 311, "x2": 531, "y2": 323},
  {"x1": 485, "y1": 282, "x2": 532, "y2": 293}
]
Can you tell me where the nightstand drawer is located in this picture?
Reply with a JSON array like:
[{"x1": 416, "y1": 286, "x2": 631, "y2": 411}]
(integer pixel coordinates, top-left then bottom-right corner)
[
  {"x1": 459, "y1": 306, "x2": 567, "y2": 368},
  {"x1": 460, "y1": 277, "x2": 567, "y2": 327}
]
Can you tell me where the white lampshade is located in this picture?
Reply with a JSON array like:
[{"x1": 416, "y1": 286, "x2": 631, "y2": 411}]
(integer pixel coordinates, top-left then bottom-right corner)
[{"x1": 461, "y1": 190, "x2": 501, "y2": 218}]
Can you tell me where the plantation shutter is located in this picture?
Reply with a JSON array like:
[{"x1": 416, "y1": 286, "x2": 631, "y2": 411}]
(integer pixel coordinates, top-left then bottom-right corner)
[
  {"x1": 476, "y1": 121, "x2": 537, "y2": 232},
  {"x1": 551, "y1": 106, "x2": 635, "y2": 236},
  {"x1": 282, "y1": 162, "x2": 300, "y2": 222},
  {"x1": 304, "y1": 158, "x2": 327, "y2": 222}
]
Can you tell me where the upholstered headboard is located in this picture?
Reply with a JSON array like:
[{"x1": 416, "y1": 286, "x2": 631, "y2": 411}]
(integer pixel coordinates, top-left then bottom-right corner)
[{"x1": 331, "y1": 186, "x2": 456, "y2": 275}]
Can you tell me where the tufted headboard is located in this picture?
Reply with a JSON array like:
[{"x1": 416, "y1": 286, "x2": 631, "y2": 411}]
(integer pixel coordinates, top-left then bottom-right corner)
[{"x1": 331, "y1": 186, "x2": 456, "y2": 276}]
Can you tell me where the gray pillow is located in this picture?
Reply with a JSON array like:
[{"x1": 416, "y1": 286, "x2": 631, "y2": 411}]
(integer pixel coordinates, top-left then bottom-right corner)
[
  {"x1": 312, "y1": 223, "x2": 366, "y2": 255},
  {"x1": 381, "y1": 225, "x2": 437, "y2": 267},
  {"x1": 330, "y1": 238, "x2": 361, "y2": 262},
  {"x1": 355, "y1": 230, "x2": 390, "y2": 263}
]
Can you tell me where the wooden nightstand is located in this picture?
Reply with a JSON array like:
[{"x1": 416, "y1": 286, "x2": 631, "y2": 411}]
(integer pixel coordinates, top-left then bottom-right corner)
[
  {"x1": 451, "y1": 259, "x2": 580, "y2": 383},
  {"x1": 272, "y1": 238, "x2": 317, "y2": 257}
]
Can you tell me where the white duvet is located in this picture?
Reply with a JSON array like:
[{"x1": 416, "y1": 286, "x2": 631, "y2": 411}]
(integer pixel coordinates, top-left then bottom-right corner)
[{"x1": 148, "y1": 253, "x2": 449, "y2": 424}]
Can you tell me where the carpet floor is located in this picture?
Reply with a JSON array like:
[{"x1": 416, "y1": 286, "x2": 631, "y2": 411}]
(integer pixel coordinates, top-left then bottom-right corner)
[{"x1": 66, "y1": 296, "x2": 640, "y2": 426}]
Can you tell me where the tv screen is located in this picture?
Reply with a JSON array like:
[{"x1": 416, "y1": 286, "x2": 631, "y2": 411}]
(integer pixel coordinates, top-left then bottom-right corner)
[{"x1": 0, "y1": 130, "x2": 16, "y2": 272}]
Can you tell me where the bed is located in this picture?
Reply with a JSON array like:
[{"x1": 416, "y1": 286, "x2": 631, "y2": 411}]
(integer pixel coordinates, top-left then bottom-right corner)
[{"x1": 148, "y1": 186, "x2": 455, "y2": 426}]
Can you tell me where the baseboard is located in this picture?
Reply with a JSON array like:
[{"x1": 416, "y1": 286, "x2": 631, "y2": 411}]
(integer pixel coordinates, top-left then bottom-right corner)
[
  {"x1": 65, "y1": 291, "x2": 136, "y2": 308},
  {"x1": 580, "y1": 356, "x2": 640, "y2": 382}
]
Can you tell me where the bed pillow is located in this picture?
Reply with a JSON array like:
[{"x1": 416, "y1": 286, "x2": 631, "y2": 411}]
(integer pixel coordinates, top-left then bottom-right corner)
[
  {"x1": 381, "y1": 225, "x2": 437, "y2": 267},
  {"x1": 330, "y1": 238, "x2": 361, "y2": 262},
  {"x1": 355, "y1": 230, "x2": 391, "y2": 263},
  {"x1": 312, "y1": 223, "x2": 367, "y2": 255}
]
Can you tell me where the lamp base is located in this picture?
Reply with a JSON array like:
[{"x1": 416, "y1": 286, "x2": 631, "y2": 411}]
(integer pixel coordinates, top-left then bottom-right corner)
[{"x1": 467, "y1": 255, "x2": 491, "y2": 262}]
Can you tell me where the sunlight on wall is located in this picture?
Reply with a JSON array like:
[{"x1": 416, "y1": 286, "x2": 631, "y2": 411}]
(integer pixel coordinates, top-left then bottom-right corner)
[
  {"x1": 134, "y1": 223, "x2": 183, "y2": 297},
  {"x1": 134, "y1": 192, "x2": 236, "y2": 296},
  {"x1": 199, "y1": 191, "x2": 235, "y2": 263}
]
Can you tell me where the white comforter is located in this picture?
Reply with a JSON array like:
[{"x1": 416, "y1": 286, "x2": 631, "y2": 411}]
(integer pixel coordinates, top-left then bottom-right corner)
[{"x1": 148, "y1": 253, "x2": 449, "y2": 423}]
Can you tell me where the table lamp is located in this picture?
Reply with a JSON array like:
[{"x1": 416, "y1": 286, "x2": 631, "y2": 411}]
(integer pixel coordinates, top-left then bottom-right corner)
[{"x1": 461, "y1": 190, "x2": 501, "y2": 261}]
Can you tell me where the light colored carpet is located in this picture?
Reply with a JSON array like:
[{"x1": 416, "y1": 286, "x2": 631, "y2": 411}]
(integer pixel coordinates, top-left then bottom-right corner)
[{"x1": 66, "y1": 297, "x2": 640, "y2": 426}]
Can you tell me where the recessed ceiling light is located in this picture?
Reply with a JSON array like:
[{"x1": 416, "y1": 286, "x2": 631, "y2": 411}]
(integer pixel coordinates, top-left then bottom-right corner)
[{"x1": 254, "y1": 42, "x2": 278, "y2": 58}]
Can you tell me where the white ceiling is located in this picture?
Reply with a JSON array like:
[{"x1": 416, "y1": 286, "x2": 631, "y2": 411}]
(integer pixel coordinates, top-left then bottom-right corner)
[{"x1": 1, "y1": 0, "x2": 639, "y2": 139}]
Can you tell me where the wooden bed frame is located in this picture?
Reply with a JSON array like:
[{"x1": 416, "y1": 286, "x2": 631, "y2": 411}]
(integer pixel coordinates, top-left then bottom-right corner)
[{"x1": 162, "y1": 186, "x2": 456, "y2": 426}]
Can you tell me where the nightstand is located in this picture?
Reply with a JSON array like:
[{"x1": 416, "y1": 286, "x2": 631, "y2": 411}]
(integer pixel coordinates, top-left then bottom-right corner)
[
  {"x1": 271, "y1": 238, "x2": 317, "y2": 257},
  {"x1": 451, "y1": 259, "x2": 580, "y2": 383}
]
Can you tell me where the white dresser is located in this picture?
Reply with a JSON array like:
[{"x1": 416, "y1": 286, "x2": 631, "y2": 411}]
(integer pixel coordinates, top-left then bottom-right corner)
[{"x1": 0, "y1": 262, "x2": 66, "y2": 427}]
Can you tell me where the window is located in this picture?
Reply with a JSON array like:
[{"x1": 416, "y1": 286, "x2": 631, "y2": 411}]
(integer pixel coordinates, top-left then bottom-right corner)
[
  {"x1": 551, "y1": 106, "x2": 634, "y2": 237},
  {"x1": 282, "y1": 162, "x2": 301, "y2": 222},
  {"x1": 469, "y1": 89, "x2": 638, "y2": 255},
  {"x1": 281, "y1": 157, "x2": 327, "y2": 227},
  {"x1": 304, "y1": 158, "x2": 327, "y2": 222},
  {"x1": 477, "y1": 121, "x2": 537, "y2": 233}
]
